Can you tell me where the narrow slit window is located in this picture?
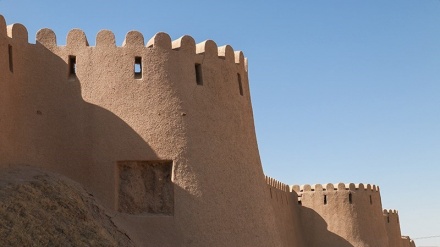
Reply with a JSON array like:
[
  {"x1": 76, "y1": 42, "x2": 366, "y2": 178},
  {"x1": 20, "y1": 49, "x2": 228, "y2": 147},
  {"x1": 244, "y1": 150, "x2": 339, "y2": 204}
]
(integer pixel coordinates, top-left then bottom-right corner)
[
  {"x1": 195, "y1": 63, "x2": 203, "y2": 85},
  {"x1": 8, "y1": 45, "x2": 13, "y2": 72},
  {"x1": 349, "y1": 193, "x2": 353, "y2": 204},
  {"x1": 387, "y1": 215, "x2": 390, "y2": 223},
  {"x1": 237, "y1": 73, "x2": 243, "y2": 96},
  {"x1": 324, "y1": 195, "x2": 327, "y2": 205},
  {"x1": 68, "y1": 55, "x2": 77, "y2": 77},
  {"x1": 270, "y1": 188, "x2": 272, "y2": 198},
  {"x1": 369, "y1": 195, "x2": 373, "y2": 205},
  {"x1": 135, "y1": 56, "x2": 142, "y2": 79}
]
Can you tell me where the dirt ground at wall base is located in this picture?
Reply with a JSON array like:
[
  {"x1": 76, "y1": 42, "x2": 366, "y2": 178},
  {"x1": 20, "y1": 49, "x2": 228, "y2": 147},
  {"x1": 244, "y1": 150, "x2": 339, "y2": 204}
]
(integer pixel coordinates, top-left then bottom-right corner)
[{"x1": 0, "y1": 165, "x2": 134, "y2": 247}]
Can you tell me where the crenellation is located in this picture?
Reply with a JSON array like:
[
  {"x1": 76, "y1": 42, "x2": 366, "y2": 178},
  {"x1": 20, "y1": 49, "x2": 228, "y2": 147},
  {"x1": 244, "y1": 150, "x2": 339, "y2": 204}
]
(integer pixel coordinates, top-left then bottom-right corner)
[
  {"x1": 366, "y1": 183, "x2": 372, "y2": 190},
  {"x1": 196, "y1": 40, "x2": 218, "y2": 58},
  {"x1": 36, "y1": 28, "x2": 57, "y2": 48},
  {"x1": 218, "y1": 45, "x2": 235, "y2": 62},
  {"x1": 234, "y1": 50, "x2": 244, "y2": 65},
  {"x1": 0, "y1": 15, "x2": 6, "y2": 36},
  {"x1": 384, "y1": 209, "x2": 399, "y2": 215},
  {"x1": 337, "y1": 182, "x2": 345, "y2": 190},
  {"x1": 66, "y1": 29, "x2": 89, "y2": 47},
  {"x1": 171, "y1": 35, "x2": 196, "y2": 52},
  {"x1": 345, "y1": 183, "x2": 356, "y2": 190},
  {"x1": 295, "y1": 182, "x2": 383, "y2": 193},
  {"x1": 122, "y1": 30, "x2": 144, "y2": 47},
  {"x1": 265, "y1": 175, "x2": 289, "y2": 192},
  {"x1": 146, "y1": 32, "x2": 172, "y2": 50},
  {"x1": 7, "y1": 23, "x2": 28, "y2": 42},
  {"x1": 95, "y1": 30, "x2": 116, "y2": 47},
  {"x1": 312, "y1": 184, "x2": 323, "y2": 191},
  {"x1": 325, "y1": 183, "x2": 334, "y2": 191},
  {"x1": 293, "y1": 183, "x2": 379, "y2": 192},
  {"x1": 291, "y1": 185, "x2": 300, "y2": 193},
  {"x1": 244, "y1": 57, "x2": 248, "y2": 72},
  {"x1": 301, "y1": 184, "x2": 311, "y2": 192}
]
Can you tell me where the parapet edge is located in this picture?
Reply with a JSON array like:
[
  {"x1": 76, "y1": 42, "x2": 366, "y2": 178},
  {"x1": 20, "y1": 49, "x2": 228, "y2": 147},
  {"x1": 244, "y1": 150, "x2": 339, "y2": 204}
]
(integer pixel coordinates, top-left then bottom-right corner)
[
  {"x1": 383, "y1": 209, "x2": 399, "y2": 215},
  {"x1": 265, "y1": 175, "x2": 289, "y2": 192},
  {"x1": 2, "y1": 15, "x2": 248, "y2": 68},
  {"x1": 7, "y1": 23, "x2": 28, "y2": 43},
  {"x1": 0, "y1": 15, "x2": 6, "y2": 36},
  {"x1": 292, "y1": 183, "x2": 381, "y2": 192}
]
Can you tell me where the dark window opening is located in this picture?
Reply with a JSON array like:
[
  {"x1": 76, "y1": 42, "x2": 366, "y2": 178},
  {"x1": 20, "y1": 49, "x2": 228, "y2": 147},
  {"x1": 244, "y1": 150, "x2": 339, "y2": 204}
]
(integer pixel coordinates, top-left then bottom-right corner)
[
  {"x1": 68, "y1": 55, "x2": 77, "y2": 78},
  {"x1": 117, "y1": 160, "x2": 174, "y2": 215},
  {"x1": 8, "y1": 45, "x2": 13, "y2": 72},
  {"x1": 237, "y1": 73, "x2": 243, "y2": 96},
  {"x1": 370, "y1": 195, "x2": 373, "y2": 205},
  {"x1": 298, "y1": 200, "x2": 302, "y2": 206},
  {"x1": 195, "y1": 63, "x2": 203, "y2": 85},
  {"x1": 270, "y1": 188, "x2": 272, "y2": 198},
  {"x1": 324, "y1": 195, "x2": 327, "y2": 205},
  {"x1": 387, "y1": 215, "x2": 390, "y2": 223},
  {"x1": 349, "y1": 193, "x2": 353, "y2": 204},
  {"x1": 135, "y1": 56, "x2": 142, "y2": 79}
]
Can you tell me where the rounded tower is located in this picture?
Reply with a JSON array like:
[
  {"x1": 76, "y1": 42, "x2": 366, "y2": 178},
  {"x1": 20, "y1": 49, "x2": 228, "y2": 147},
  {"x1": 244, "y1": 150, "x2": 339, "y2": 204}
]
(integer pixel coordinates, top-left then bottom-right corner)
[
  {"x1": 0, "y1": 16, "x2": 282, "y2": 246},
  {"x1": 293, "y1": 183, "x2": 389, "y2": 247}
]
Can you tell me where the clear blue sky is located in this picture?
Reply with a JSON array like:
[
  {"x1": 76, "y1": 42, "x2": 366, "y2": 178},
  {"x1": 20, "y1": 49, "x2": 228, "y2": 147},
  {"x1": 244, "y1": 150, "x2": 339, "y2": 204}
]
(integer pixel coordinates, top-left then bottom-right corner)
[{"x1": 1, "y1": 0, "x2": 439, "y2": 245}]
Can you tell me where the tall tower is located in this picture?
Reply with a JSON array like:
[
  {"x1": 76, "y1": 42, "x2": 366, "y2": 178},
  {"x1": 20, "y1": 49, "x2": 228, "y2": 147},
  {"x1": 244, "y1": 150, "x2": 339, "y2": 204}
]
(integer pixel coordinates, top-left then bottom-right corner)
[
  {"x1": 294, "y1": 183, "x2": 389, "y2": 247},
  {"x1": 0, "y1": 16, "x2": 283, "y2": 246}
]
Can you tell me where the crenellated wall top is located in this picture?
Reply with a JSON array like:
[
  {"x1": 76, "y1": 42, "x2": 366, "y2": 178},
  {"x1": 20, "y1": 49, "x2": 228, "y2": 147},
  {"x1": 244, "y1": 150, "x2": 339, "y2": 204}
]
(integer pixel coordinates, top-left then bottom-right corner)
[
  {"x1": 1, "y1": 15, "x2": 247, "y2": 71},
  {"x1": 265, "y1": 175, "x2": 290, "y2": 192},
  {"x1": 292, "y1": 183, "x2": 380, "y2": 193}
]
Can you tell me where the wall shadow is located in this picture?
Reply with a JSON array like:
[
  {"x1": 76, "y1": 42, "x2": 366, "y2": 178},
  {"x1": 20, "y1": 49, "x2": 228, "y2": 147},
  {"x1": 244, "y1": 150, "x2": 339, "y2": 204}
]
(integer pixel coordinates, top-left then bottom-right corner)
[
  {"x1": 0, "y1": 35, "x2": 188, "y2": 245},
  {"x1": 299, "y1": 206, "x2": 355, "y2": 247}
]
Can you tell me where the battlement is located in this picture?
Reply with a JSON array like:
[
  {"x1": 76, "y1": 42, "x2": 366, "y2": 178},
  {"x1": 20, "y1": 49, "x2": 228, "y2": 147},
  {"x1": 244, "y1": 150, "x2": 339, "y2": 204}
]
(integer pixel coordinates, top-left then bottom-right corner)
[
  {"x1": 265, "y1": 175, "x2": 290, "y2": 192},
  {"x1": 0, "y1": 13, "x2": 417, "y2": 247},
  {"x1": 401, "y1": 236, "x2": 416, "y2": 247},
  {"x1": 292, "y1": 183, "x2": 380, "y2": 193},
  {"x1": 383, "y1": 209, "x2": 399, "y2": 215},
  {"x1": 0, "y1": 15, "x2": 247, "y2": 73},
  {"x1": 384, "y1": 209, "x2": 400, "y2": 224}
]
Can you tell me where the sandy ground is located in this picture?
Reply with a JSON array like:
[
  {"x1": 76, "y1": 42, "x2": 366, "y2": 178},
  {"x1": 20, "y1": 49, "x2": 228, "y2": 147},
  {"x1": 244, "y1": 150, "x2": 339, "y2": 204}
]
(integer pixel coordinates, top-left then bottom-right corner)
[{"x1": 0, "y1": 166, "x2": 134, "y2": 246}]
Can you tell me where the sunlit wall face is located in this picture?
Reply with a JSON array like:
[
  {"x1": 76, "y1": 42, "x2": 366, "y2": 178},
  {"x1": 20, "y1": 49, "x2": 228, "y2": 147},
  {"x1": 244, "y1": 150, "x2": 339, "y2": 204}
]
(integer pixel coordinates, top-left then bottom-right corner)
[{"x1": 1, "y1": 0, "x2": 439, "y2": 245}]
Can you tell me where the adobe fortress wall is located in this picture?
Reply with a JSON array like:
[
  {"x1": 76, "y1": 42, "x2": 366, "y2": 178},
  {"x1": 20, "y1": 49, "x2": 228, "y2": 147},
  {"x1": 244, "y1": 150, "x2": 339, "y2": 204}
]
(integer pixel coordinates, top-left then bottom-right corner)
[
  {"x1": 0, "y1": 14, "x2": 417, "y2": 247},
  {"x1": 384, "y1": 209, "x2": 418, "y2": 247},
  {"x1": 293, "y1": 183, "x2": 389, "y2": 247},
  {"x1": 265, "y1": 176, "x2": 306, "y2": 247},
  {"x1": 0, "y1": 15, "x2": 283, "y2": 246},
  {"x1": 401, "y1": 236, "x2": 416, "y2": 247}
]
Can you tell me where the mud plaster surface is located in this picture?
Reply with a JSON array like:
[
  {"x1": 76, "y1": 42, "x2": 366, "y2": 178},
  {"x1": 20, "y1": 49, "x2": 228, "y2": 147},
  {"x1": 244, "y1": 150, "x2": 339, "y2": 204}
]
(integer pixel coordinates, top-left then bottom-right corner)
[{"x1": 118, "y1": 161, "x2": 174, "y2": 215}]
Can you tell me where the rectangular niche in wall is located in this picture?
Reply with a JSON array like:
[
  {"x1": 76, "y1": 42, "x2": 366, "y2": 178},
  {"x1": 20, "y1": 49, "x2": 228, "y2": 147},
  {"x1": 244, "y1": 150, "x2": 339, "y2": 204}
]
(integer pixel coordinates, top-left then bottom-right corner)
[{"x1": 117, "y1": 160, "x2": 174, "y2": 215}]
